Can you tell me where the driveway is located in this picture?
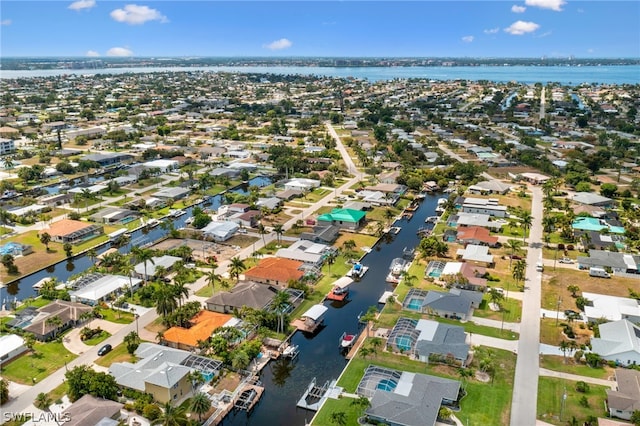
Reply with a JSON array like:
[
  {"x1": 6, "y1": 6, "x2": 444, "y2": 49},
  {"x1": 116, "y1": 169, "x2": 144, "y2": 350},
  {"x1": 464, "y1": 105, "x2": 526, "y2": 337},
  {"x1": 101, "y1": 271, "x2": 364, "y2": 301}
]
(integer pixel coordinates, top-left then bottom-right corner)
[{"x1": 63, "y1": 319, "x2": 128, "y2": 355}]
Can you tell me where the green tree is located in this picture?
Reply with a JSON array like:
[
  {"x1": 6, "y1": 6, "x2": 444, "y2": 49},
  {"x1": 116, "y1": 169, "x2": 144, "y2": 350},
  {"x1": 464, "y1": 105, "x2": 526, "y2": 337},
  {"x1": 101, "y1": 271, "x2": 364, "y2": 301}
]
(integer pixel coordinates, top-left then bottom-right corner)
[
  {"x1": 189, "y1": 392, "x2": 211, "y2": 422},
  {"x1": 512, "y1": 260, "x2": 526, "y2": 289},
  {"x1": 504, "y1": 239, "x2": 523, "y2": 270},
  {"x1": 39, "y1": 232, "x2": 52, "y2": 252},
  {"x1": 45, "y1": 315, "x2": 63, "y2": 339},
  {"x1": 124, "y1": 331, "x2": 140, "y2": 355},
  {"x1": 63, "y1": 242, "x2": 73, "y2": 258},
  {"x1": 329, "y1": 411, "x2": 347, "y2": 426},
  {"x1": 34, "y1": 392, "x2": 52, "y2": 410},
  {"x1": 65, "y1": 365, "x2": 119, "y2": 402},
  {"x1": 155, "y1": 285, "x2": 178, "y2": 320},
  {"x1": 231, "y1": 350, "x2": 250, "y2": 370},
  {"x1": 271, "y1": 290, "x2": 291, "y2": 334},
  {"x1": 0, "y1": 378, "x2": 9, "y2": 405},
  {"x1": 600, "y1": 183, "x2": 618, "y2": 198},
  {"x1": 567, "y1": 284, "x2": 580, "y2": 297},
  {"x1": 152, "y1": 402, "x2": 188, "y2": 426},
  {"x1": 273, "y1": 223, "x2": 284, "y2": 245},
  {"x1": 131, "y1": 247, "x2": 155, "y2": 284},
  {"x1": 229, "y1": 257, "x2": 246, "y2": 283},
  {"x1": 630, "y1": 410, "x2": 640, "y2": 426},
  {"x1": 519, "y1": 211, "x2": 533, "y2": 244}
]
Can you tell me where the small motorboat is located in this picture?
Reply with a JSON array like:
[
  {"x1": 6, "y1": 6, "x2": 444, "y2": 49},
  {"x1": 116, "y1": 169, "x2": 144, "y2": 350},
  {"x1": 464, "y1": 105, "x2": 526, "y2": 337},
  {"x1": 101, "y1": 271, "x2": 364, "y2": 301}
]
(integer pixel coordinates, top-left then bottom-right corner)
[
  {"x1": 340, "y1": 332, "x2": 356, "y2": 349},
  {"x1": 282, "y1": 344, "x2": 299, "y2": 358},
  {"x1": 348, "y1": 262, "x2": 368, "y2": 279}
]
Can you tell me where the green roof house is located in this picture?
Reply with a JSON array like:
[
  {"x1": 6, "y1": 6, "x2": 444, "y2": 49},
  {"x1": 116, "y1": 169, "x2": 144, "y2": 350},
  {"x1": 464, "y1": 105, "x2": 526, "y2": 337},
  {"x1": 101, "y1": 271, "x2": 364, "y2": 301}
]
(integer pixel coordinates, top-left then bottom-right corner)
[{"x1": 317, "y1": 208, "x2": 366, "y2": 230}]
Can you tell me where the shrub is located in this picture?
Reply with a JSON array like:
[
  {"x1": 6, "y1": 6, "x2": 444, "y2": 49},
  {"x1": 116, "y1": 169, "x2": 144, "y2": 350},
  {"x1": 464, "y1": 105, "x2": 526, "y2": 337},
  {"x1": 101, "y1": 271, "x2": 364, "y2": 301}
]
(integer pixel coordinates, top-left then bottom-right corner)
[
  {"x1": 579, "y1": 395, "x2": 589, "y2": 407},
  {"x1": 143, "y1": 403, "x2": 162, "y2": 421},
  {"x1": 576, "y1": 381, "x2": 590, "y2": 393}
]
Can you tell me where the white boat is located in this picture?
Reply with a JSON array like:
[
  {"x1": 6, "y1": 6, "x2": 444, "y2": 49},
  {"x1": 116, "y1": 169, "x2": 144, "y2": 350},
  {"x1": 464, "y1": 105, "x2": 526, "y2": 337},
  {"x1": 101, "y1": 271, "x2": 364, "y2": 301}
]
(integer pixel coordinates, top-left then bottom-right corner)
[
  {"x1": 170, "y1": 209, "x2": 186, "y2": 218},
  {"x1": 282, "y1": 344, "x2": 299, "y2": 358},
  {"x1": 147, "y1": 218, "x2": 160, "y2": 227},
  {"x1": 347, "y1": 262, "x2": 368, "y2": 279},
  {"x1": 389, "y1": 226, "x2": 401, "y2": 235},
  {"x1": 340, "y1": 332, "x2": 356, "y2": 349},
  {"x1": 425, "y1": 216, "x2": 438, "y2": 223},
  {"x1": 386, "y1": 258, "x2": 408, "y2": 283},
  {"x1": 185, "y1": 216, "x2": 194, "y2": 225}
]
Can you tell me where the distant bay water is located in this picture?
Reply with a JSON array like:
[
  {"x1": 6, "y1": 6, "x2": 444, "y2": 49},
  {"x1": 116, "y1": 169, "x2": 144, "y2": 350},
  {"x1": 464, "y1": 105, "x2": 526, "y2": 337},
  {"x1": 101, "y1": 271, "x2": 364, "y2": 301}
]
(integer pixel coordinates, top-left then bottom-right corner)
[{"x1": 1, "y1": 65, "x2": 638, "y2": 84}]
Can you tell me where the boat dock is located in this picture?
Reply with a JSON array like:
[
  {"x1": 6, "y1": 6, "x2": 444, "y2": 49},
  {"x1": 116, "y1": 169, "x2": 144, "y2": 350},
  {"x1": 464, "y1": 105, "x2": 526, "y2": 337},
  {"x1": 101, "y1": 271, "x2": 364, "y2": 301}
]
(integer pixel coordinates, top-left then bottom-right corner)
[
  {"x1": 234, "y1": 382, "x2": 264, "y2": 411},
  {"x1": 292, "y1": 304, "x2": 328, "y2": 333},
  {"x1": 378, "y1": 291, "x2": 396, "y2": 304},
  {"x1": 344, "y1": 326, "x2": 369, "y2": 360},
  {"x1": 296, "y1": 378, "x2": 342, "y2": 411},
  {"x1": 325, "y1": 276, "x2": 352, "y2": 302}
]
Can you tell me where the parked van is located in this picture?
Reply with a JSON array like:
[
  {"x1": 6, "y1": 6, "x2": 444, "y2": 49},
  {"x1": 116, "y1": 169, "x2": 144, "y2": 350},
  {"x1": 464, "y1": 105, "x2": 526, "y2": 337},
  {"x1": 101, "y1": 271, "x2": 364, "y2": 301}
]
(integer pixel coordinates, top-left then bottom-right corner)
[
  {"x1": 536, "y1": 261, "x2": 544, "y2": 272},
  {"x1": 589, "y1": 267, "x2": 611, "y2": 278}
]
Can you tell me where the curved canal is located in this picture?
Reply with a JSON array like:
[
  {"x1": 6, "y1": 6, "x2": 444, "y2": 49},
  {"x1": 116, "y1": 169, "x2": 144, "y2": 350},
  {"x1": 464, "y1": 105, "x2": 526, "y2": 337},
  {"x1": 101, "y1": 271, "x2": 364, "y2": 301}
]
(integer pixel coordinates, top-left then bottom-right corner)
[
  {"x1": 225, "y1": 194, "x2": 439, "y2": 426},
  {"x1": 2, "y1": 176, "x2": 272, "y2": 301}
]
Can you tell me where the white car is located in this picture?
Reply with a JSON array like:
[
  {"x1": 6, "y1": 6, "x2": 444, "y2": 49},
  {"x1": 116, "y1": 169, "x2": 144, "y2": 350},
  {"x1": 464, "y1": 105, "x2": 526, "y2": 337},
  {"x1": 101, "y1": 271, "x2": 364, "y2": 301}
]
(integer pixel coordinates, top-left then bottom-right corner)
[{"x1": 558, "y1": 257, "x2": 574, "y2": 264}]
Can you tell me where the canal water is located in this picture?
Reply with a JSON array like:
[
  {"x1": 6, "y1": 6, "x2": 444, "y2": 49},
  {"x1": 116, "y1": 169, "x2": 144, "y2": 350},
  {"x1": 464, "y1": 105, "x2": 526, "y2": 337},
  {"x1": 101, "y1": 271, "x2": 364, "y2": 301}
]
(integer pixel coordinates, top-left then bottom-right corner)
[
  {"x1": 2, "y1": 176, "x2": 271, "y2": 301},
  {"x1": 224, "y1": 194, "x2": 440, "y2": 426}
]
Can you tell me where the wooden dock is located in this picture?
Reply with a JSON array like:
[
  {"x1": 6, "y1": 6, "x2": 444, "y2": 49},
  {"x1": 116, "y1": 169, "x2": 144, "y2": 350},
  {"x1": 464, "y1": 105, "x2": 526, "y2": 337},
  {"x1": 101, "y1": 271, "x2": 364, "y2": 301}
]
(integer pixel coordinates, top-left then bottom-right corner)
[{"x1": 344, "y1": 325, "x2": 369, "y2": 360}]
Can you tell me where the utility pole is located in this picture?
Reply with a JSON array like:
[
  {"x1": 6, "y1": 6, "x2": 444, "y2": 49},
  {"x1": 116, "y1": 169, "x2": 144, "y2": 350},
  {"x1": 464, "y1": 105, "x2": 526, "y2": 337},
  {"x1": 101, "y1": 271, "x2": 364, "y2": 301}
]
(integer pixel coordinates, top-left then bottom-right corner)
[
  {"x1": 559, "y1": 386, "x2": 567, "y2": 421},
  {"x1": 556, "y1": 296, "x2": 562, "y2": 326}
]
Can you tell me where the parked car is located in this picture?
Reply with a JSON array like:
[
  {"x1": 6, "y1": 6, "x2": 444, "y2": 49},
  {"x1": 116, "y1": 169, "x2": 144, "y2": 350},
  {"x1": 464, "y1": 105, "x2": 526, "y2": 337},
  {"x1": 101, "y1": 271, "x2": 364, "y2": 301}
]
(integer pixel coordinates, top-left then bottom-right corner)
[
  {"x1": 564, "y1": 309, "x2": 581, "y2": 319},
  {"x1": 98, "y1": 344, "x2": 112, "y2": 356},
  {"x1": 559, "y1": 257, "x2": 574, "y2": 264}
]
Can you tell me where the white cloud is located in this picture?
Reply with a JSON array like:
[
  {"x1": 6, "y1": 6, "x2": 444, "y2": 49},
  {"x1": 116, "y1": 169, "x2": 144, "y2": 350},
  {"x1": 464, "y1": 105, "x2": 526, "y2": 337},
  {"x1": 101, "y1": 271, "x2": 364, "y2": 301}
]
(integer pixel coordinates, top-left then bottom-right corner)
[
  {"x1": 511, "y1": 5, "x2": 527, "y2": 13},
  {"x1": 0, "y1": 19, "x2": 11, "y2": 26},
  {"x1": 85, "y1": 50, "x2": 100, "y2": 57},
  {"x1": 106, "y1": 47, "x2": 133, "y2": 57},
  {"x1": 263, "y1": 38, "x2": 292, "y2": 50},
  {"x1": 68, "y1": 0, "x2": 95, "y2": 11},
  {"x1": 484, "y1": 27, "x2": 500, "y2": 35},
  {"x1": 110, "y1": 4, "x2": 168, "y2": 25},
  {"x1": 462, "y1": 36, "x2": 474, "y2": 43},
  {"x1": 504, "y1": 20, "x2": 540, "y2": 35},
  {"x1": 525, "y1": 0, "x2": 566, "y2": 12},
  {"x1": 535, "y1": 31, "x2": 553, "y2": 38}
]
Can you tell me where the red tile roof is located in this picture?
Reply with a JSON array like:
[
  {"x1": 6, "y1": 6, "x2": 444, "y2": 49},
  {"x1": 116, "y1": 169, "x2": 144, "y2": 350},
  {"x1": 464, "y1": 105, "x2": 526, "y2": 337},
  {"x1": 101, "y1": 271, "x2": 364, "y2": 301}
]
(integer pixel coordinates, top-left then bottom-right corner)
[
  {"x1": 163, "y1": 310, "x2": 233, "y2": 348},
  {"x1": 244, "y1": 257, "x2": 305, "y2": 284},
  {"x1": 456, "y1": 226, "x2": 499, "y2": 246}
]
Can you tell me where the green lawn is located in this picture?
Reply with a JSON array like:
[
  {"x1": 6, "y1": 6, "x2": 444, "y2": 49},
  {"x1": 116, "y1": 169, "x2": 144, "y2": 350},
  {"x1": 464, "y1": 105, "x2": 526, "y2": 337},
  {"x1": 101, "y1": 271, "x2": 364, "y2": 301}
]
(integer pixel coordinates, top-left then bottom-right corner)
[
  {"x1": 303, "y1": 188, "x2": 332, "y2": 203},
  {"x1": 537, "y1": 377, "x2": 608, "y2": 425},
  {"x1": 473, "y1": 296, "x2": 522, "y2": 323},
  {"x1": 1, "y1": 341, "x2": 77, "y2": 384},
  {"x1": 311, "y1": 395, "x2": 368, "y2": 426},
  {"x1": 47, "y1": 382, "x2": 69, "y2": 404},
  {"x1": 16, "y1": 297, "x2": 50, "y2": 311},
  {"x1": 540, "y1": 355, "x2": 612, "y2": 380},
  {"x1": 94, "y1": 342, "x2": 137, "y2": 367},
  {"x1": 83, "y1": 330, "x2": 111, "y2": 346},
  {"x1": 99, "y1": 308, "x2": 134, "y2": 324}
]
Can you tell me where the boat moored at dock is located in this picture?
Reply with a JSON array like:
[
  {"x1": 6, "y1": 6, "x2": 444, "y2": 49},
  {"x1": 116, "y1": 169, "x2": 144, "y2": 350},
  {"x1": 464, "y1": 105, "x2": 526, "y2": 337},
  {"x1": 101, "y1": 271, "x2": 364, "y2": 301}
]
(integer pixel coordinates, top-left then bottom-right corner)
[{"x1": 386, "y1": 258, "x2": 409, "y2": 283}]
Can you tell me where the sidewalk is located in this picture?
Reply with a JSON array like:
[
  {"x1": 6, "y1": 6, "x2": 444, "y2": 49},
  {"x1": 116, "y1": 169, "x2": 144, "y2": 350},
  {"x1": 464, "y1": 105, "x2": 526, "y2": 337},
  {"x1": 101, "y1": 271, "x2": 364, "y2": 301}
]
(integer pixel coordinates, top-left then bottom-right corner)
[
  {"x1": 470, "y1": 316, "x2": 520, "y2": 333},
  {"x1": 539, "y1": 367, "x2": 616, "y2": 389}
]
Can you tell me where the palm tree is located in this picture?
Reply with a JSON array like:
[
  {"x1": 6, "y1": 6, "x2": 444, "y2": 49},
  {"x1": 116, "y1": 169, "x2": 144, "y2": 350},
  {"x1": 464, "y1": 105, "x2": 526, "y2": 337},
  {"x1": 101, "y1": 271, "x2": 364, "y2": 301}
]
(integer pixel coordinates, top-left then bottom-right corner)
[
  {"x1": 257, "y1": 223, "x2": 268, "y2": 247},
  {"x1": 39, "y1": 232, "x2": 51, "y2": 252},
  {"x1": 45, "y1": 315, "x2": 63, "y2": 339},
  {"x1": 229, "y1": 257, "x2": 246, "y2": 283},
  {"x1": 520, "y1": 211, "x2": 533, "y2": 244},
  {"x1": 384, "y1": 208, "x2": 395, "y2": 226},
  {"x1": 512, "y1": 259, "x2": 527, "y2": 289},
  {"x1": 155, "y1": 286, "x2": 178, "y2": 320},
  {"x1": 401, "y1": 271, "x2": 417, "y2": 287},
  {"x1": 271, "y1": 290, "x2": 291, "y2": 334},
  {"x1": 0, "y1": 378, "x2": 9, "y2": 405},
  {"x1": 342, "y1": 239, "x2": 356, "y2": 252},
  {"x1": 34, "y1": 392, "x2": 52, "y2": 411},
  {"x1": 329, "y1": 411, "x2": 347, "y2": 426},
  {"x1": 231, "y1": 350, "x2": 250, "y2": 370},
  {"x1": 120, "y1": 262, "x2": 136, "y2": 298},
  {"x1": 504, "y1": 239, "x2": 523, "y2": 270},
  {"x1": 273, "y1": 223, "x2": 284, "y2": 245},
  {"x1": 189, "y1": 392, "x2": 211, "y2": 422},
  {"x1": 205, "y1": 270, "x2": 222, "y2": 294},
  {"x1": 152, "y1": 402, "x2": 188, "y2": 426},
  {"x1": 131, "y1": 247, "x2": 155, "y2": 284},
  {"x1": 559, "y1": 340, "x2": 570, "y2": 364},
  {"x1": 172, "y1": 277, "x2": 190, "y2": 307}
]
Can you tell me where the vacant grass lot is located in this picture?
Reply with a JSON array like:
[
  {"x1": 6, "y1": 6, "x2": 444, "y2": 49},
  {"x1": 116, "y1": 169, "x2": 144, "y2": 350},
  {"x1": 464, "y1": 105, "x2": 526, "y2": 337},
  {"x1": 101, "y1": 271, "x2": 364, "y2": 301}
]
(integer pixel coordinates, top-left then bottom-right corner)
[
  {"x1": 537, "y1": 377, "x2": 608, "y2": 425},
  {"x1": 2, "y1": 341, "x2": 77, "y2": 384},
  {"x1": 539, "y1": 318, "x2": 592, "y2": 346},
  {"x1": 540, "y1": 355, "x2": 612, "y2": 380},
  {"x1": 541, "y1": 268, "x2": 640, "y2": 311},
  {"x1": 474, "y1": 296, "x2": 522, "y2": 323},
  {"x1": 334, "y1": 232, "x2": 378, "y2": 253}
]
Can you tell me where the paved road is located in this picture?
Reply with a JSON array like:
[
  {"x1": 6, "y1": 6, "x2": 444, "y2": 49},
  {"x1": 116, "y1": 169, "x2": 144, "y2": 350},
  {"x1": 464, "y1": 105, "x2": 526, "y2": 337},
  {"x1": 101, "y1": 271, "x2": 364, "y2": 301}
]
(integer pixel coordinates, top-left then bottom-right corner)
[
  {"x1": 510, "y1": 185, "x2": 544, "y2": 426},
  {"x1": 539, "y1": 86, "x2": 546, "y2": 121},
  {"x1": 326, "y1": 122, "x2": 358, "y2": 176},
  {"x1": 3, "y1": 118, "x2": 362, "y2": 418}
]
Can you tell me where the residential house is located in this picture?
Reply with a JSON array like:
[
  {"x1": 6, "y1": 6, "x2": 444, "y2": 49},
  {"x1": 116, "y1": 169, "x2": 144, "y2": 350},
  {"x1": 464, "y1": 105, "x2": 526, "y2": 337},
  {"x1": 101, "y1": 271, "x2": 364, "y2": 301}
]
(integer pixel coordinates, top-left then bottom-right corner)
[
  {"x1": 153, "y1": 187, "x2": 191, "y2": 202},
  {"x1": 456, "y1": 244, "x2": 495, "y2": 267},
  {"x1": 440, "y1": 262, "x2": 488, "y2": 291},
  {"x1": 7, "y1": 300, "x2": 93, "y2": 341},
  {"x1": 42, "y1": 219, "x2": 104, "y2": 244},
  {"x1": 82, "y1": 153, "x2": 133, "y2": 168},
  {"x1": 379, "y1": 170, "x2": 400, "y2": 185},
  {"x1": 62, "y1": 394, "x2": 124, "y2": 426},
  {"x1": 229, "y1": 210, "x2": 261, "y2": 228},
  {"x1": 275, "y1": 189, "x2": 303, "y2": 200},
  {"x1": 142, "y1": 159, "x2": 179, "y2": 173},
  {"x1": 606, "y1": 369, "x2": 640, "y2": 420},
  {"x1": 110, "y1": 343, "x2": 222, "y2": 404},
  {"x1": 300, "y1": 224, "x2": 340, "y2": 244},
  {"x1": 421, "y1": 288, "x2": 483, "y2": 320},
  {"x1": 284, "y1": 178, "x2": 320, "y2": 192},
  {"x1": 316, "y1": 208, "x2": 366, "y2": 230},
  {"x1": 205, "y1": 282, "x2": 280, "y2": 314},
  {"x1": 577, "y1": 251, "x2": 640, "y2": 276},
  {"x1": 0, "y1": 138, "x2": 16, "y2": 155},
  {"x1": 590, "y1": 320, "x2": 640, "y2": 366},
  {"x1": 256, "y1": 197, "x2": 282, "y2": 211},
  {"x1": 519, "y1": 172, "x2": 551, "y2": 185},
  {"x1": 582, "y1": 292, "x2": 640, "y2": 323},
  {"x1": 448, "y1": 213, "x2": 505, "y2": 231},
  {"x1": 459, "y1": 197, "x2": 508, "y2": 218},
  {"x1": 68, "y1": 273, "x2": 142, "y2": 306},
  {"x1": 456, "y1": 226, "x2": 499, "y2": 247},
  {"x1": 275, "y1": 240, "x2": 332, "y2": 267},
  {"x1": 572, "y1": 192, "x2": 615, "y2": 208},
  {"x1": 467, "y1": 180, "x2": 512, "y2": 195},
  {"x1": 0, "y1": 334, "x2": 27, "y2": 365},
  {"x1": 243, "y1": 258, "x2": 305, "y2": 287},
  {"x1": 362, "y1": 366, "x2": 460, "y2": 426},
  {"x1": 162, "y1": 310, "x2": 235, "y2": 351},
  {"x1": 388, "y1": 318, "x2": 469, "y2": 365},
  {"x1": 89, "y1": 207, "x2": 140, "y2": 225},
  {"x1": 134, "y1": 255, "x2": 183, "y2": 280},
  {"x1": 201, "y1": 221, "x2": 239, "y2": 242}
]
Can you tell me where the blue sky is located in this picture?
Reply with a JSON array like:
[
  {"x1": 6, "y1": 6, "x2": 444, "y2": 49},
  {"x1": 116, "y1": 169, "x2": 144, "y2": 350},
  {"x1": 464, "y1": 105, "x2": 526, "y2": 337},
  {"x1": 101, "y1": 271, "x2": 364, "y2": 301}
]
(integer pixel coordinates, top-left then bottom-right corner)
[{"x1": 1, "y1": 1, "x2": 639, "y2": 58}]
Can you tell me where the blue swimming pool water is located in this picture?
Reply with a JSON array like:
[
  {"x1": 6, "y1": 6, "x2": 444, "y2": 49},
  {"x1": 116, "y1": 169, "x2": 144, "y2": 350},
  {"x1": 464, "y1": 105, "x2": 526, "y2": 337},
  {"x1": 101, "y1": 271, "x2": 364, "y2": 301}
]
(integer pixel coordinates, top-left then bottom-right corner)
[
  {"x1": 428, "y1": 270, "x2": 441, "y2": 277},
  {"x1": 201, "y1": 371, "x2": 214, "y2": 382},
  {"x1": 377, "y1": 379, "x2": 398, "y2": 392},
  {"x1": 406, "y1": 298, "x2": 422, "y2": 310},
  {"x1": 395, "y1": 335, "x2": 412, "y2": 352}
]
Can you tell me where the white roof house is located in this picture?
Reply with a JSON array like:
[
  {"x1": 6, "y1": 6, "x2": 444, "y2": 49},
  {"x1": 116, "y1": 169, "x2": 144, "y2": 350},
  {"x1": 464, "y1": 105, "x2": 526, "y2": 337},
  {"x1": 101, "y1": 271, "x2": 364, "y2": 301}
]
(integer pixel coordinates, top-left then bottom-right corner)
[
  {"x1": 69, "y1": 274, "x2": 142, "y2": 305},
  {"x1": 142, "y1": 159, "x2": 179, "y2": 172},
  {"x1": 590, "y1": 320, "x2": 640, "y2": 366},
  {"x1": 583, "y1": 292, "x2": 640, "y2": 323},
  {"x1": 0, "y1": 334, "x2": 27, "y2": 363},
  {"x1": 275, "y1": 240, "x2": 330, "y2": 266},
  {"x1": 451, "y1": 213, "x2": 505, "y2": 230},
  {"x1": 284, "y1": 178, "x2": 320, "y2": 191},
  {"x1": 456, "y1": 244, "x2": 494, "y2": 265},
  {"x1": 135, "y1": 255, "x2": 183, "y2": 279},
  {"x1": 201, "y1": 221, "x2": 239, "y2": 242}
]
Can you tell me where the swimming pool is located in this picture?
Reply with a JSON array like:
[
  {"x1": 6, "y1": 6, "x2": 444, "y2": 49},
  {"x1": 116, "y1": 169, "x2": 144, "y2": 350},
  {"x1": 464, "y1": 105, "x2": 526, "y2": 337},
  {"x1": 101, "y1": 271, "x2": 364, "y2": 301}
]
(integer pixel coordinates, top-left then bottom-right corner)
[
  {"x1": 428, "y1": 270, "x2": 441, "y2": 277},
  {"x1": 406, "y1": 298, "x2": 423, "y2": 310},
  {"x1": 395, "y1": 335, "x2": 413, "y2": 352},
  {"x1": 376, "y1": 378, "x2": 398, "y2": 392},
  {"x1": 201, "y1": 371, "x2": 215, "y2": 382}
]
